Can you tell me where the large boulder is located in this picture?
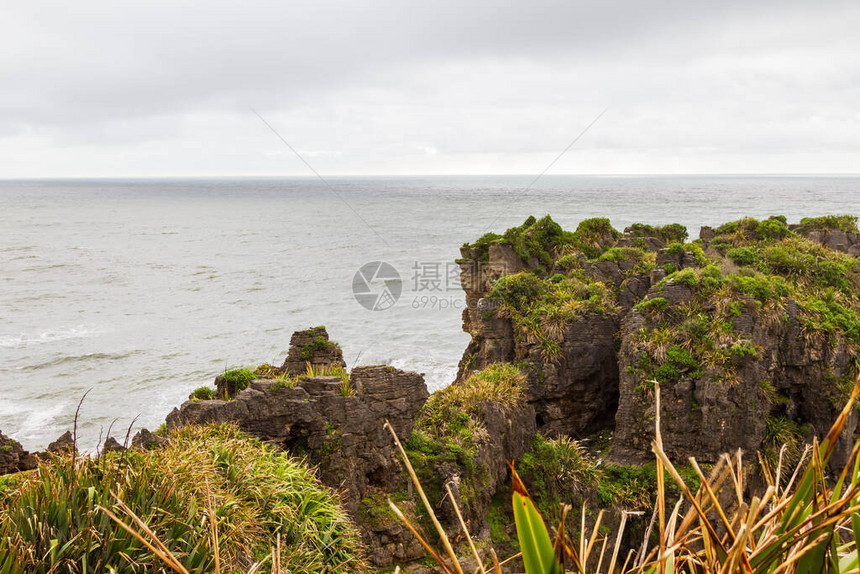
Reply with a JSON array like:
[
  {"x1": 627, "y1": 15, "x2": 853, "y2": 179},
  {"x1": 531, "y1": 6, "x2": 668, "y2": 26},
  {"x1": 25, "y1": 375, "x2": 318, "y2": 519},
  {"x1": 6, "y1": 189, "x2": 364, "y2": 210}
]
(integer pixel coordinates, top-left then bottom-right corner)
[{"x1": 0, "y1": 431, "x2": 37, "y2": 475}]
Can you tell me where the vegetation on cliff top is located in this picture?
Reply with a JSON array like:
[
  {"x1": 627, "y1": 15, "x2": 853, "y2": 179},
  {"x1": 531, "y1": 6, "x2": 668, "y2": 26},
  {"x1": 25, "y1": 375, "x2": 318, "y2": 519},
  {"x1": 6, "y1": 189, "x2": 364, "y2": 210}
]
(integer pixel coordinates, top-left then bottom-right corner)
[
  {"x1": 467, "y1": 214, "x2": 859, "y2": 389},
  {"x1": 407, "y1": 362, "x2": 526, "y2": 467},
  {"x1": 629, "y1": 215, "x2": 860, "y2": 393},
  {"x1": 405, "y1": 362, "x2": 526, "y2": 516},
  {"x1": 465, "y1": 214, "x2": 622, "y2": 266},
  {"x1": 0, "y1": 424, "x2": 367, "y2": 573}
]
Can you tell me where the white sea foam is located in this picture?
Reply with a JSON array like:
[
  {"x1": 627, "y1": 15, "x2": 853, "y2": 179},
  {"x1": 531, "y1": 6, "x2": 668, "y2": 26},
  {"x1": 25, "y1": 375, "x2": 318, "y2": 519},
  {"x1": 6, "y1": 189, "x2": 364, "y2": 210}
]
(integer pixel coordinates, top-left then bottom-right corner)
[{"x1": 0, "y1": 326, "x2": 101, "y2": 349}]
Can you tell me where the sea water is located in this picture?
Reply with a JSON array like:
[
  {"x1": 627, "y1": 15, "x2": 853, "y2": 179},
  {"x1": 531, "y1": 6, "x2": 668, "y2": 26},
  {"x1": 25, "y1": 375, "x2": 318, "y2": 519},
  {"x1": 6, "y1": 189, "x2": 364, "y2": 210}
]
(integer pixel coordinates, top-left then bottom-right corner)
[{"x1": 1, "y1": 175, "x2": 857, "y2": 451}]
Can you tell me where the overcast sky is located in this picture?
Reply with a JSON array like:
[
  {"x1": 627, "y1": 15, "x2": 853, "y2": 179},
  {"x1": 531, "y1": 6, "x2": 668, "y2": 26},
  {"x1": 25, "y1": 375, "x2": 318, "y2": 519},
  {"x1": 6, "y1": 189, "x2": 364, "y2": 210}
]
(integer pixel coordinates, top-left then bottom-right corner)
[{"x1": 1, "y1": 1, "x2": 858, "y2": 177}]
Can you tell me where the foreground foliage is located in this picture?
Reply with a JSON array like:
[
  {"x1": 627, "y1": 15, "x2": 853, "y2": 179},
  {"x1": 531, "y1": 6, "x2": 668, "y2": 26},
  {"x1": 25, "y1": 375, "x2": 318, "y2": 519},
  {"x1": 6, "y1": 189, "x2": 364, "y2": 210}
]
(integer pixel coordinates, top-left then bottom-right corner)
[
  {"x1": 0, "y1": 424, "x2": 366, "y2": 573},
  {"x1": 391, "y1": 374, "x2": 860, "y2": 574}
]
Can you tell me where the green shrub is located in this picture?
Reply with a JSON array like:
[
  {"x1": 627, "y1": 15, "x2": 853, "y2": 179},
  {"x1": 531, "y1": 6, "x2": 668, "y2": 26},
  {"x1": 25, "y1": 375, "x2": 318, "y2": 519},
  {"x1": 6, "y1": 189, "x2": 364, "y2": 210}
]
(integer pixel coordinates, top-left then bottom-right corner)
[
  {"x1": 730, "y1": 340, "x2": 758, "y2": 359},
  {"x1": 419, "y1": 362, "x2": 527, "y2": 429},
  {"x1": 0, "y1": 424, "x2": 367, "y2": 573},
  {"x1": 797, "y1": 215, "x2": 859, "y2": 234},
  {"x1": 189, "y1": 386, "x2": 217, "y2": 400},
  {"x1": 518, "y1": 434, "x2": 600, "y2": 520},
  {"x1": 497, "y1": 215, "x2": 569, "y2": 268},
  {"x1": 728, "y1": 274, "x2": 790, "y2": 303},
  {"x1": 271, "y1": 375, "x2": 298, "y2": 390},
  {"x1": 726, "y1": 246, "x2": 758, "y2": 266},
  {"x1": 652, "y1": 345, "x2": 703, "y2": 384},
  {"x1": 814, "y1": 260, "x2": 850, "y2": 290},
  {"x1": 219, "y1": 368, "x2": 256, "y2": 396},
  {"x1": 634, "y1": 297, "x2": 670, "y2": 314},
  {"x1": 596, "y1": 462, "x2": 701, "y2": 510},
  {"x1": 665, "y1": 242, "x2": 685, "y2": 256},
  {"x1": 598, "y1": 247, "x2": 645, "y2": 264},
  {"x1": 669, "y1": 267, "x2": 699, "y2": 288},
  {"x1": 756, "y1": 218, "x2": 791, "y2": 240},
  {"x1": 299, "y1": 336, "x2": 339, "y2": 361},
  {"x1": 627, "y1": 222, "x2": 687, "y2": 243},
  {"x1": 659, "y1": 223, "x2": 689, "y2": 243},
  {"x1": 490, "y1": 272, "x2": 547, "y2": 310}
]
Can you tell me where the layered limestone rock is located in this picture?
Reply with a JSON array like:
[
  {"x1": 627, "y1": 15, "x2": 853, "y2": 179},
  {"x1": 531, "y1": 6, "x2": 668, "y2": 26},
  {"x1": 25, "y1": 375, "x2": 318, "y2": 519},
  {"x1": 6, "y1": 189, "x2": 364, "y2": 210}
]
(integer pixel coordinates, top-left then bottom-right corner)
[
  {"x1": 168, "y1": 364, "x2": 427, "y2": 513},
  {"x1": 46, "y1": 430, "x2": 75, "y2": 454},
  {"x1": 166, "y1": 337, "x2": 430, "y2": 567},
  {"x1": 0, "y1": 431, "x2": 37, "y2": 475},
  {"x1": 611, "y1": 220, "x2": 860, "y2": 469},
  {"x1": 456, "y1": 219, "x2": 676, "y2": 439},
  {"x1": 280, "y1": 325, "x2": 346, "y2": 375},
  {"x1": 456, "y1": 214, "x2": 860, "y2": 472}
]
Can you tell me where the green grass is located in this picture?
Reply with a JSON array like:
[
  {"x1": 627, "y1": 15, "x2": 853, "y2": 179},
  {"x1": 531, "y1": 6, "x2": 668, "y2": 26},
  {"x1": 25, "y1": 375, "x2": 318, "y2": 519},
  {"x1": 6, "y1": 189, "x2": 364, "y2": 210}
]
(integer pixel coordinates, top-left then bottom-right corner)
[
  {"x1": 189, "y1": 386, "x2": 217, "y2": 400},
  {"x1": 219, "y1": 368, "x2": 257, "y2": 397},
  {"x1": 796, "y1": 214, "x2": 859, "y2": 234},
  {"x1": 299, "y1": 336, "x2": 340, "y2": 361},
  {"x1": 518, "y1": 434, "x2": 600, "y2": 521},
  {"x1": 626, "y1": 222, "x2": 688, "y2": 243},
  {"x1": 0, "y1": 424, "x2": 367, "y2": 573},
  {"x1": 405, "y1": 363, "x2": 527, "y2": 517}
]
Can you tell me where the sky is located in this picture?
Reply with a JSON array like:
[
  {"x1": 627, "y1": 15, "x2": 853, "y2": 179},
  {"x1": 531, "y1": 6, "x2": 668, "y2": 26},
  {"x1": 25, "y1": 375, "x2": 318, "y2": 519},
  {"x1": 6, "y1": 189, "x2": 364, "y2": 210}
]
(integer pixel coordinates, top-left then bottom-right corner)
[{"x1": 1, "y1": 0, "x2": 858, "y2": 177}]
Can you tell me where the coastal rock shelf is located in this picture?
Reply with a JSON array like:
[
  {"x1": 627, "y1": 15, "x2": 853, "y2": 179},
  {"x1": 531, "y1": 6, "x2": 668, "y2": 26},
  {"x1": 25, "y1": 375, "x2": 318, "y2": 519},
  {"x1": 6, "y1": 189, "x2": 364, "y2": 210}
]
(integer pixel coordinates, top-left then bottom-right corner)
[{"x1": 166, "y1": 328, "x2": 430, "y2": 566}]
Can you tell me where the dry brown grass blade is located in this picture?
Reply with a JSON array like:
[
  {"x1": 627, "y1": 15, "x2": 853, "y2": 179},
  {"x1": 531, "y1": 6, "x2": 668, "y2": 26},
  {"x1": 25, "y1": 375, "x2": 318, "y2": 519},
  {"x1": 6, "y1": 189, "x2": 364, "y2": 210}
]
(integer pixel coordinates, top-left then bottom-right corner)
[
  {"x1": 388, "y1": 501, "x2": 454, "y2": 573},
  {"x1": 584, "y1": 509, "x2": 605, "y2": 565},
  {"x1": 595, "y1": 534, "x2": 609, "y2": 573},
  {"x1": 496, "y1": 551, "x2": 523, "y2": 568},
  {"x1": 822, "y1": 374, "x2": 860, "y2": 462},
  {"x1": 552, "y1": 504, "x2": 573, "y2": 572},
  {"x1": 621, "y1": 548, "x2": 635, "y2": 574},
  {"x1": 489, "y1": 548, "x2": 503, "y2": 574},
  {"x1": 654, "y1": 381, "x2": 667, "y2": 574},
  {"x1": 579, "y1": 500, "x2": 587, "y2": 561},
  {"x1": 445, "y1": 482, "x2": 486, "y2": 574},
  {"x1": 98, "y1": 505, "x2": 190, "y2": 574},
  {"x1": 273, "y1": 533, "x2": 281, "y2": 574},
  {"x1": 109, "y1": 491, "x2": 192, "y2": 571},
  {"x1": 635, "y1": 504, "x2": 658, "y2": 570},
  {"x1": 769, "y1": 531, "x2": 832, "y2": 574},
  {"x1": 608, "y1": 511, "x2": 639, "y2": 574},
  {"x1": 652, "y1": 443, "x2": 728, "y2": 557},
  {"x1": 204, "y1": 478, "x2": 220, "y2": 574},
  {"x1": 748, "y1": 501, "x2": 860, "y2": 565},
  {"x1": 682, "y1": 457, "x2": 734, "y2": 542},
  {"x1": 666, "y1": 499, "x2": 683, "y2": 546},
  {"x1": 385, "y1": 419, "x2": 465, "y2": 574}
]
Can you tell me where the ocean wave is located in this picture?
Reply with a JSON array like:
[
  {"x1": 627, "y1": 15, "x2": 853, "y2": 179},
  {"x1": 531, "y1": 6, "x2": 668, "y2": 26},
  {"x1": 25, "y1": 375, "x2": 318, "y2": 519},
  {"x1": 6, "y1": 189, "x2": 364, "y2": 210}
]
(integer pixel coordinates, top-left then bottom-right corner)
[
  {"x1": 18, "y1": 351, "x2": 141, "y2": 371},
  {"x1": 0, "y1": 326, "x2": 101, "y2": 349},
  {"x1": 4, "y1": 402, "x2": 66, "y2": 444}
]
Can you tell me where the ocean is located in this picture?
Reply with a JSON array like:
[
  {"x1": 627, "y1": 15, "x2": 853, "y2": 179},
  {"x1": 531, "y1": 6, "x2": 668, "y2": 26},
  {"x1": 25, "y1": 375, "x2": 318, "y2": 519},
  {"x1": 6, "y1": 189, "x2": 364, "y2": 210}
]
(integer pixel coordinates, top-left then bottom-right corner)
[{"x1": 1, "y1": 175, "x2": 857, "y2": 452}]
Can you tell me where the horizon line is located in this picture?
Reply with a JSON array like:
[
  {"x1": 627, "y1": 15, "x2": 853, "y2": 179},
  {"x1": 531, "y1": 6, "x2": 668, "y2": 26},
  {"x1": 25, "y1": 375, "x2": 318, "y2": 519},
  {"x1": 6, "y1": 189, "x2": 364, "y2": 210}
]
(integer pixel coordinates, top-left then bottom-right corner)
[{"x1": 2, "y1": 172, "x2": 860, "y2": 181}]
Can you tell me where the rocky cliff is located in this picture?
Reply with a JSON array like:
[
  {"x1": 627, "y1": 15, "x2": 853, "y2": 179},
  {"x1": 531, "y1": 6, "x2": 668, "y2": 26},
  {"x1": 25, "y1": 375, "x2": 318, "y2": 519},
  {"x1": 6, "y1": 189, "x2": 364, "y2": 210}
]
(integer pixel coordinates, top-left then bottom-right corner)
[{"x1": 457, "y1": 214, "x2": 860, "y2": 471}]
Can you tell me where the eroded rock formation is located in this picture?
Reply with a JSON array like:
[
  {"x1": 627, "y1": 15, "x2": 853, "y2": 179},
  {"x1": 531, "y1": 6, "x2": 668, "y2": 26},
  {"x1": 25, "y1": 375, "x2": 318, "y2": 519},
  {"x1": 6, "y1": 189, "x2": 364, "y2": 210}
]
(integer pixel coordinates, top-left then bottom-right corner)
[
  {"x1": 456, "y1": 215, "x2": 860, "y2": 472},
  {"x1": 0, "y1": 431, "x2": 37, "y2": 475}
]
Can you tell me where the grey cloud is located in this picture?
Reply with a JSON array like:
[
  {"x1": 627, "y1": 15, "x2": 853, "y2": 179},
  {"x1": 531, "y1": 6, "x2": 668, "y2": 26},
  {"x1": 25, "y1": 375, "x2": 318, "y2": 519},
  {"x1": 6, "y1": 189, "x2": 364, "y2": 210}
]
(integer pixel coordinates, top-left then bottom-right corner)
[{"x1": 0, "y1": 0, "x2": 857, "y2": 175}]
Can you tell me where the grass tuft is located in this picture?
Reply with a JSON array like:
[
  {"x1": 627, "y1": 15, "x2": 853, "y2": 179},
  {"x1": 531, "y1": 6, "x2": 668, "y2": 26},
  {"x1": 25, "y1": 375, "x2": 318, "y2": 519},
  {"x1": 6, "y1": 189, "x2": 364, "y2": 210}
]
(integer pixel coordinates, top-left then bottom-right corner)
[{"x1": 0, "y1": 424, "x2": 367, "y2": 573}]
